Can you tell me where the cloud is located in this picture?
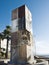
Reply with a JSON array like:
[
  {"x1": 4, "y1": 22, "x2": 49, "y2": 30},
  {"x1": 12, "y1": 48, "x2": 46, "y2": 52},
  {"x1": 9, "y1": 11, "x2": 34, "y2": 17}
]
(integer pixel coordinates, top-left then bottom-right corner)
[{"x1": 35, "y1": 40, "x2": 49, "y2": 55}]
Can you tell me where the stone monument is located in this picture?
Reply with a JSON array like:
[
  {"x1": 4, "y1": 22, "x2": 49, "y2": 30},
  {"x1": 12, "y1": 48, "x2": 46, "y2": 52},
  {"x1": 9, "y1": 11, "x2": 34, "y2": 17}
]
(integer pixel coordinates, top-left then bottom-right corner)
[{"x1": 10, "y1": 5, "x2": 34, "y2": 65}]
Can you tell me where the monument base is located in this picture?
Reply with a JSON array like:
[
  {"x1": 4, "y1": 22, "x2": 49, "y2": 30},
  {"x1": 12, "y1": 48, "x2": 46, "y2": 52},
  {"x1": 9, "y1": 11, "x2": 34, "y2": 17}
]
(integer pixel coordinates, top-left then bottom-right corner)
[
  {"x1": 8, "y1": 62, "x2": 34, "y2": 65},
  {"x1": 10, "y1": 31, "x2": 35, "y2": 65}
]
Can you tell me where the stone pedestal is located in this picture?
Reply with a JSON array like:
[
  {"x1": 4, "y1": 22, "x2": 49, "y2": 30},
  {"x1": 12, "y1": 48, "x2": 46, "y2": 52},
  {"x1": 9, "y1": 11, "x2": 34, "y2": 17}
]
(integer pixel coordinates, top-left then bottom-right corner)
[{"x1": 9, "y1": 30, "x2": 34, "y2": 65}]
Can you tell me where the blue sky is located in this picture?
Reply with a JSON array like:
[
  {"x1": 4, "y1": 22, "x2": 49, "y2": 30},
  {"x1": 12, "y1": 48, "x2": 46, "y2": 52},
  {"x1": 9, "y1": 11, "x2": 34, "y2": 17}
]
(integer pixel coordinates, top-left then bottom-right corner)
[{"x1": 0, "y1": 0, "x2": 49, "y2": 55}]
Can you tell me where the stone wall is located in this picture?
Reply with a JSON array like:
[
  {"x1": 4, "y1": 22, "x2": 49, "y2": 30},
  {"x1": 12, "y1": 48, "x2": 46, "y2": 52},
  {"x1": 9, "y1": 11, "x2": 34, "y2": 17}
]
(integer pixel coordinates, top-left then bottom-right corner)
[{"x1": 11, "y1": 30, "x2": 34, "y2": 64}]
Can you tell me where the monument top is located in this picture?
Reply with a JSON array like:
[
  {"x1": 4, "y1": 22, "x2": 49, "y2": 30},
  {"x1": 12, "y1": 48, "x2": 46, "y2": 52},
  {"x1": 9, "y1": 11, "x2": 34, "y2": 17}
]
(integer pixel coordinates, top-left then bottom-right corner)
[
  {"x1": 11, "y1": 5, "x2": 33, "y2": 33},
  {"x1": 12, "y1": 5, "x2": 32, "y2": 20}
]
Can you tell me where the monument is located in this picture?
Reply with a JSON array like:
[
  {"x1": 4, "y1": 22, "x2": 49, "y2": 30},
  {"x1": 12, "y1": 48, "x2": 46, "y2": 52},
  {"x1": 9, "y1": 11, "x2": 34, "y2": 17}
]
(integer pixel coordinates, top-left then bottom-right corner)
[{"x1": 10, "y1": 5, "x2": 34, "y2": 65}]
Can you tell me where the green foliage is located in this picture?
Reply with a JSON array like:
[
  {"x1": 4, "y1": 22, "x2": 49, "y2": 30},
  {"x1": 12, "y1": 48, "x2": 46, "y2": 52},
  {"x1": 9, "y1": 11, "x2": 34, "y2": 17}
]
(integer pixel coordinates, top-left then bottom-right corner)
[
  {"x1": 3, "y1": 25, "x2": 11, "y2": 58},
  {"x1": 0, "y1": 25, "x2": 11, "y2": 58},
  {"x1": 0, "y1": 32, "x2": 5, "y2": 40},
  {"x1": 3, "y1": 25, "x2": 11, "y2": 38}
]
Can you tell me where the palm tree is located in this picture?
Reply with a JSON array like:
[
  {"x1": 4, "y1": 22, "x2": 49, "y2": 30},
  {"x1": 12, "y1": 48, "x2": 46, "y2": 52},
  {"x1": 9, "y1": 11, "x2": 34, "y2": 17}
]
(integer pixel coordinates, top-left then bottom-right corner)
[
  {"x1": 0, "y1": 33, "x2": 4, "y2": 56},
  {"x1": 3, "y1": 26, "x2": 11, "y2": 58}
]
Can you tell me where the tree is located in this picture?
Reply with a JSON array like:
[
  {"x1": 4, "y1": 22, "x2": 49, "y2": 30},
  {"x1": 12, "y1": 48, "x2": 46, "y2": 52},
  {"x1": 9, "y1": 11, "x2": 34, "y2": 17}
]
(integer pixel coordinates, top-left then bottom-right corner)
[
  {"x1": 0, "y1": 33, "x2": 2, "y2": 54},
  {"x1": 0, "y1": 33, "x2": 4, "y2": 57},
  {"x1": 3, "y1": 26, "x2": 11, "y2": 58}
]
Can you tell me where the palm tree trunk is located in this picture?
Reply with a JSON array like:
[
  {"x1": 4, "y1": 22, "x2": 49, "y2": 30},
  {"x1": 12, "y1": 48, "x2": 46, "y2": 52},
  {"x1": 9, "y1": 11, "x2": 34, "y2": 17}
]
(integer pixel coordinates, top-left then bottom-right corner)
[
  {"x1": 0, "y1": 39, "x2": 1, "y2": 53},
  {"x1": 0, "y1": 39, "x2": 1, "y2": 58},
  {"x1": 5, "y1": 38, "x2": 9, "y2": 58}
]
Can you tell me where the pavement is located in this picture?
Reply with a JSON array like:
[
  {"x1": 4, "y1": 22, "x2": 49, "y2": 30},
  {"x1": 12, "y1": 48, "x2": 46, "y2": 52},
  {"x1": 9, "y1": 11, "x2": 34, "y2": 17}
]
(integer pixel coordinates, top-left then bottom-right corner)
[
  {"x1": 0, "y1": 59, "x2": 10, "y2": 65},
  {"x1": 0, "y1": 59, "x2": 49, "y2": 65},
  {"x1": 0, "y1": 61, "x2": 7, "y2": 65},
  {"x1": 0, "y1": 59, "x2": 10, "y2": 63}
]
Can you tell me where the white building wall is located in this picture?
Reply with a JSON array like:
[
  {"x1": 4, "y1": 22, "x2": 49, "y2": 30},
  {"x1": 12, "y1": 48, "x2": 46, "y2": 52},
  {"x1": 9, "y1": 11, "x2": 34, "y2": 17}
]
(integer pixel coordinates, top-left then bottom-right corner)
[
  {"x1": 11, "y1": 19, "x2": 18, "y2": 32},
  {"x1": 1, "y1": 39, "x2": 11, "y2": 51},
  {"x1": 25, "y1": 5, "x2": 33, "y2": 34}
]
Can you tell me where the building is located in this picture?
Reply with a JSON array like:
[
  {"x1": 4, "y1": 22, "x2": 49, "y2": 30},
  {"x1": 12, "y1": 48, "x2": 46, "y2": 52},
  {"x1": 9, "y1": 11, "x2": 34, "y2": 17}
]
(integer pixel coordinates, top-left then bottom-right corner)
[{"x1": 10, "y1": 5, "x2": 34, "y2": 65}]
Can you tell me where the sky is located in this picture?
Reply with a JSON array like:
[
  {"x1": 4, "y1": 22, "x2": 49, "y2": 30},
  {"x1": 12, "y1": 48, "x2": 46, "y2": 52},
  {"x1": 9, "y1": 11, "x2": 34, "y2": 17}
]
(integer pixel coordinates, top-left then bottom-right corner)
[{"x1": 0, "y1": 0, "x2": 49, "y2": 55}]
